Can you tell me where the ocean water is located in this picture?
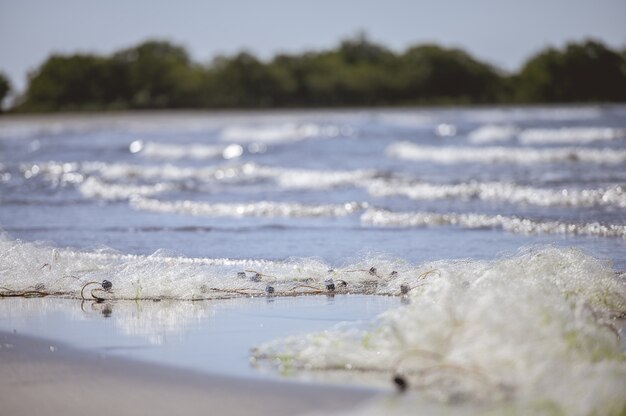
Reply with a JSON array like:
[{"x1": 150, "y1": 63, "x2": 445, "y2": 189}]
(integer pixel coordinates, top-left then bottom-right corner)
[{"x1": 1, "y1": 106, "x2": 625, "y2": 414}]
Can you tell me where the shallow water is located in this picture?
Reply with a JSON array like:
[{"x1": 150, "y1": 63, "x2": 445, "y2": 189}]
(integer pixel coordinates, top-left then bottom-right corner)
[
  {"x1": 0, "y1": 107, "x2": 624, "y2": 268},
  {"x1": 0, "y1": 295, "x2": 397, "y2": 380},
  {"x1": 1, "y1": 107, "x2": 625, "y2": 414}
]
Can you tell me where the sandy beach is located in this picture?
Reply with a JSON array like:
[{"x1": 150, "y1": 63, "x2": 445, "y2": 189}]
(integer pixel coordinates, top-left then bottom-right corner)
[{"x1": 0, "y1": 330, "x2": 378, "y2": 416}]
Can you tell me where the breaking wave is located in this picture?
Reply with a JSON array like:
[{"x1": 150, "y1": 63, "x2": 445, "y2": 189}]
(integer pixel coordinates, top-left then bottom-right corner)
[
  {"x1": 367, "y1": 180, "x2": 626, "y2": 208},
  {"x1": 361, "y1": 208, "x2": 626, "y2": 238},
  {"x1": 253, "y1": 247, "x2": 626, "y2": 415},
  {"x1": 467, "y1": 125, "x2": 517, "y2": 144},
  {"x1": 19, "y1": 161, "x2": 626, "y2": 210},
  {"x1": 26, "y1": 161, "x2": 377, "y2": 191},
  {"x1": 0, "y1": 238, "x2": 462, "y2": 300},
  {"x1": 79, "y1": 177, "x2": 173, "y2": 200},
  {"x1": 518, "y1": 127, "x2": 626, "y2": 145},
  {"x1": 128, "y1": 140, "x2": 235, "y2": 160},
  {"x1": 130, "y1": 197, "x2": 367, "y2": 218},
  {"x1": 387, "y1": 142, "x2": 626, "y2": 165},
  {"x1": 220, "y1": 123, "x2": 350, "y2": 144},
  {"x1": 467, "y1": 125, "x2": 626, "y2": 145}
]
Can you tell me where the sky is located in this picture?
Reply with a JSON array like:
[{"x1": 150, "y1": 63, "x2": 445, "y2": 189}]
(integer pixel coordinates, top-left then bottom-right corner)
[{"x1": 1, "y1": 0, "x2": 625, "y2": 93}]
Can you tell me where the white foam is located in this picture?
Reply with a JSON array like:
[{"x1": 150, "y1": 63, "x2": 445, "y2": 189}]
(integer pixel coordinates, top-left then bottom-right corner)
[
  {"x1": 387, "y1": 142, "x2": 626, "y2": 165},
  {"x1": 130, "y1": 141, "x2": 228, "y2": 160},
  {"x1": 466, "y1": 126, "x2": 626, "y2": 145},
  {"x1": 79, "y1": 177, "x2": 172, "y2": 200},
  {"x1": 0, "y1": 238, "x2": 432, "y2": 300},
  {"x1": 24, "y1": 161, "x2": 626, "y2": 209},
  {"x1": 253, "y1": 247, "x2": 626, "y2": 414},
  {"x1": 467, "y1": 125, "x2": 517, "y2": 144},
  {"x1": 36, "y1": 161, "x2": 376, "y2": 191},
  {"x1": 361, "y1": 208, "x2": 626, "y2": 238},
  {"x1": 130, "y1": 197, "x2": 366, "y2": 218},
  {"x1": 2, "y1": 241, "x2": 626, "y2": 415},
  {"x1": 519, "y1": 127, "x2": 626, "y2": 145},
  {"x1": 220, "y1": 123, "x2": 346, "y2": 144},
  {"x1": 367, "y1": 180, "x2": 626, "y2": 208}
]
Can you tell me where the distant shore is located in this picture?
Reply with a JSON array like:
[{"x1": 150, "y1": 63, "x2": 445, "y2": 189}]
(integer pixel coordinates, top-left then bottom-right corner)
[
  {"x1": 2, "y1": 37, "x2": 624, "y2": 113},
  {"x1": 1, "y1": 101, "x2": 624, "y2": 119}
]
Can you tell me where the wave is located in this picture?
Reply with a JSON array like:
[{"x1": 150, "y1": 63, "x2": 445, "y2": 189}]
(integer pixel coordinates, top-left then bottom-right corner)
[
  {"x1": 21, "y1": 161, "x2": 626, "y2": 209},
  {"x1": 220, "y1": 123, "x2": 350, "y2": 144},
  {"x1": 2, "y1": 241, "x2": 626, "y2": 414},
  {"x1": 0, "y1": 238, "x2": 466, "y2": 300},
  {"x1": 253, "y1": 246, "x2": 626, "y2": 414},
  {"x1": 518, "y1": 127, "x2": 626, "y2": 145},
  {"x1": 467, "y1": 125, "x2": 626, "y2": 145},
  {"x1": 129, "y1": 140, "x2": 240, "y2": 160},
  {"x1": 467, "y1": 125, "x2": 517, "y2": 144},
  {"x1": 130, "y1": 197, "x2": 367, "y2": 218},
  {"x1": 361, "y1": 208, "x2": 626, "y2": 238},
  {"x1": 387, "y1": 142, "x2": 626, "y2": 165},
  {"x1": 79, "y1": 177, "x2": 173, "y2": 200},
  {"x1": 28, "y1": 161, "x2": 377, "y2": 191},
  {"x1": 93, "y1": 161, "x2": 375, "y2": 189},
  {"x1": 367, "y1": 179, "x2": 626, "y2": 208}
]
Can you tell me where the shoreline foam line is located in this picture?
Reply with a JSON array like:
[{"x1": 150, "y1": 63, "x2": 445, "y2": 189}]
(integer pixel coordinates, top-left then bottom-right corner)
[
  {"x1": 0, "y1": 238, "x2": 438, "y2": 300},
  {"x1": 252, "y1": 246, "x2": 626, "y2": 415}
]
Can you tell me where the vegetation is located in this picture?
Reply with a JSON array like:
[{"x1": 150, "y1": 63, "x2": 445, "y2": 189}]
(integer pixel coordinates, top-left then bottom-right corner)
[
  {"x1": 9, "y1": 36, "x2": 626, "y2": 112},
  {"x1": 513, "y1": 40, "x2": 626, "y2": 102},
  {"x1": 0, "y1": 72, "x2": 10, "y2": 112}
]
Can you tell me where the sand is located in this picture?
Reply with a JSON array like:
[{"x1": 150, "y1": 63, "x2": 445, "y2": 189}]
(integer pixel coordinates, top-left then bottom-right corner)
[{"x1": 0, "y1": 330, "x2": 377, "y2": 416}]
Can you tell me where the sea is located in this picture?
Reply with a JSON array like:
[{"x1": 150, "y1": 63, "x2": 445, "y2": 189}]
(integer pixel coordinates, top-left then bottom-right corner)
[{"x1": 1, "y1": 106, "x2": 625, "y2": 415}]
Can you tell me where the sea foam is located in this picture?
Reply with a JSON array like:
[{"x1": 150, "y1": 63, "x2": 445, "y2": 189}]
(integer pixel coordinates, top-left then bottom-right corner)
[
  {"x1": 518, "y1": 127, "x2": 626, "y2": 145},
  {"x1": 129, "y1": 141, "x2": 228, "y2": 160},
  {"x1": 367, "y1": 179, "x2": 626, "y2": 208},
  {"x1": 387, "y1": 142, "x2": 626, "y2": 165},
  {"x1": 361, "y1": 208, "x2": 626, "y2": 238},
  {"x1": 2, "y1": 239, "x2": 625, "y2": 413},
  {"x1": 130, "y1": 197, "x2": 367, "y2": 218},
  {"x1": 466, "y1": 125, "x2": 626, "y2": 145},
  {"x1": 220, "y1": 122, "x2": 348, "y2": 144},
  {"x1": 0, "y1": 238, "x2": 447, "y2": 300},
  {"x1": 19, "y1": 160, "x2": 626, "y2": 211},
  {"x1": 253, "y1": 247, "x2": 626, "y2": 415}
]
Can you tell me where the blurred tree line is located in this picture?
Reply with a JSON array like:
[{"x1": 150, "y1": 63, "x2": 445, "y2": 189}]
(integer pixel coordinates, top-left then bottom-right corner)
[
  {"x1": 0, "y1": 72, "x2": 10, "y2": 113},
  {"x1": 9, "y1": 35, "x2": 626, "y2": 112}
]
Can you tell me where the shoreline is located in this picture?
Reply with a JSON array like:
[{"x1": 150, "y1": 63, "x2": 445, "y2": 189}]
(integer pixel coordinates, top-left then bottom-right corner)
[
  {"x1": 2, "y1": 102, "x2": 624, "y2": 120},
  {"x1": 0, "y1": 330, "x2": 381, "y2": 416}
]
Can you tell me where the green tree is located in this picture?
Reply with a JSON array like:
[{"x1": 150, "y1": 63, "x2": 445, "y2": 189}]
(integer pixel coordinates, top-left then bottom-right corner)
[
  {"x1": 20, "y1": 54, "x2": 124, "y2": 111},
  {"x1": 113, "y1": 40, "x2": 196, "y2": 108},
  {"x1": 515, "y1": 40, "x2": 626, "y2": 102},
  {"x1": 337, "y1": 33, "x2": 395, "y2": 65},
  {"x1": 205, "y1": 52, "x2": 294, "y2": 107},
  {"x1": 12, "y1": 36, "x2": 626, "y2": 111},
  {"x1": 0, "y1": 72, "x2": 10, "y2": 112},
  {"x1": 398, "y1": 45, "x2": 505, "y2": 103}
]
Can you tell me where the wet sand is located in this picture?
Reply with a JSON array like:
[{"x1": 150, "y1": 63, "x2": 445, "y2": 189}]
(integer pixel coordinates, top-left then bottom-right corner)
[{"x1": 0, "y1": 331, "x2": 377, "y2": 416}]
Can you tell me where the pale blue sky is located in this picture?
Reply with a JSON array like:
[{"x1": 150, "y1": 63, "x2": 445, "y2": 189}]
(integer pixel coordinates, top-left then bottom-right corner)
[{"x1": 1, "y1": 0, "x2": 625, "y2": 92}]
